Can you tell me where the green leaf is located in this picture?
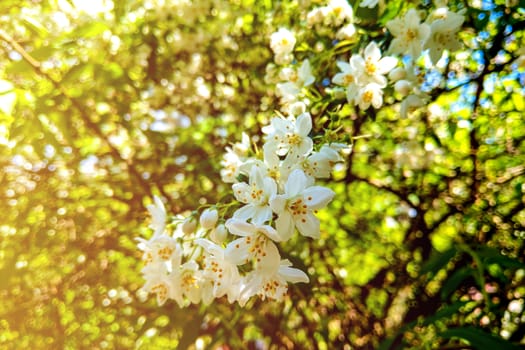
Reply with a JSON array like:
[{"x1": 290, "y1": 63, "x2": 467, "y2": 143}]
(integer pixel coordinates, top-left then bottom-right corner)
[
  {"x1": 441, "y1": 266, "x2": 475, "y2": 300},
  {"x1": 420, "y1": 247, "x2": 457, "y2": 277},
  {"x1": 422, "y1": 301, "x2": 468, "y2": 326},
  {"x1": 440, "y1": 327, "x2": 522, "y2": 350},
  {"x1": 477, "y1": 247, "x2": 525, "y2": 269}
]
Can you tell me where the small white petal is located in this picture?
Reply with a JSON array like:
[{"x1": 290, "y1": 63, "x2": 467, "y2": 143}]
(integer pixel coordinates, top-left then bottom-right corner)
[
  {"x1": 365, "y1": 41, "x2": 381, "y2": 62},
  {"x1": 275, "y1": 211, "x2": 295, "y2": 241},
  {"x1": 233, "y1": 205, "x2": 257, "y2": 222},
  {"x1": 296, "y1": 113, "x2": 312, "y2": 137},
  {"x1": 225, "y1": 238, "x2": 250, "y2": 265},
  {"x1": 296, "y1": 212, "x2": 320, "y2": 238},
  {"x1": 285, "y1": 169, "x2": 308, "y2": 197},
  {"x1": 378, "y1": 57, "x2": 398, "y2": 74},
  {"x1": 279, "y1": 266, "x2": 309, "y2": 283},
  {"x1": 251, "y1": 206, "x2": 272, "y2": 225},
  {"x1": 270, "y1": 194, "x2": 287, "y2": 214},
  {"x1": 302, "y1": 186, "x2": 335, "y2": 209},
  {"x1": 225, "y1": 218, "x2": 256, "y2": 237}
]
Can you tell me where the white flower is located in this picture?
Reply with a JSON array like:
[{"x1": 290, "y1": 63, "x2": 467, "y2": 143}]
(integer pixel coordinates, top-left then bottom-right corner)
[
  {"x1": 195, "y1": 238, "x2": 241, "y2": 303},
  {"x1": 220, "y1": 133, "x2": 251, "y2": 183},
  {"x1": 237, "y1": 242, "x2": 309, "y2": 305},
  {"x1": 326, "y1": 0, "x2": 353, "y2": 26},
  {"x1": 232, "y1": 166, "x2": 277, "y2": 225},
  {"x1": 386, "y1": 9, "x2": 430, "y2": 58},
  {"x1": 303, "y1": 144, "x2": 342, "y2": 179},
  {"x1": 270, "y1": 169, "x2": 335, "y2": 239},
  {"x1": 332, "y1": 60, "x2": 359, "y2": 104},
  {"x1": 351, "y1": 41, "x2": 398, "y2": 87},
  {"x1": 276, "y1": 60, "x2": 315, "y2": 106},
  {"x1": 306, "y1": 7, "x2": 327, "y2": 27},
  {"x1": 336, "y1": 23, "x2": 357, "y2": 40},
  {"x1": 137, "y1": 234, "x2": 180, "y2": 265},
  {"x1": 140, "y1": 263, "x2": 176, "y2": 306},
  {"x1": 220, "y1": 148, "x2": 243, "y2": 183},
  {"x1": 170, "y1": 260, "x2": 204, "y2": 307},
  {"x1": 262, "y1": 112, "x2": 313, "y2": 158},
  {"x1": 146, "y1": 196, "x2": 167, "y2": 237},
  {"x1": 200, "y1": 208, "x2": 218, "y2": 230},
  {"x1": 356, "y1": 83, "x2": 384, "y2": 110},
  {"x1": 270, "y1": 28, "x2": 296, "y2": 57},
  {"x1": 424, "y1": 8, "x2": 465, "y2": 64}
]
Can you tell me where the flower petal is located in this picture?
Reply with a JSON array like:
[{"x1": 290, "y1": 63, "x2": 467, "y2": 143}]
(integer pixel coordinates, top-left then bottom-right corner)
[
  {"x1": 296, "y1": 113, "x2": 312, "y2": 136},
  {"x1": 365, "y1": 41, "x2": 380, "y2": 62},
  {"x1": 296, "y1": 212, "x2": 320, "y2": 238},
  {"x1": 279, "y1": 265, "x2": 309, "y2": 283},
  {"x1": 225, "y1": 237, "x2": 250, "y2": 265},
  {"x1": 302, "y1": 186, "x2": 335, "y2": 209},
  {"x1": 285, "y1": 169, "x2": 307, "y2": 197},
  {"x1": 275, "y1": 211, "x2": 295, "y2": 241},
  {"x1": 251, "y1": 205, "x2": 272, "y2": 225},
  {"x1": 270, "y1": 194, "x2": 287, "y2": 214},
  {"x1": 378, "y1": 57, "x2": 398, "y2": 74},
  {"x1": 225, "y1": 218, "x2": 257, "y2": 237},
  {"x1": 233, "y1": 204, "x2": 257, "y2": 222}
]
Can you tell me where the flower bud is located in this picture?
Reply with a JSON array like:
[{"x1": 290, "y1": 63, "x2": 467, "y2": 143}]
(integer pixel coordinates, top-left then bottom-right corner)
[
  {"x1": 394, "y1": 80, "x2": 412, "y2": 97},
  {"x1": 199, "y1": 208, "x2": 218, "y2": 230},
  {"x1": 289, "y1": 101, "x2": 307, "y2": 116},
  {"x1": 181, "y1": 217, "x2": 197, "y2": 235},
  {"x1": 388, "y1": 67, "x2": 406, "y2": 82},
  {"x1": 210, "y1": 224, "x2": 228, "y2": 244}
]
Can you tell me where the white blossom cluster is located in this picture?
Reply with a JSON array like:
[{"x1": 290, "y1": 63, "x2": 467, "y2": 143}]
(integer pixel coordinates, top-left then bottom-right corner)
[
  {"x1": 330, "y1": 1, "x2": 465, "y2": 116},
  {"x1": 138, "y1": 110, "x2": 346, "y2": 307},
  {"x1": 137, "y1": 0, "x2": 466, "y2": 308}
]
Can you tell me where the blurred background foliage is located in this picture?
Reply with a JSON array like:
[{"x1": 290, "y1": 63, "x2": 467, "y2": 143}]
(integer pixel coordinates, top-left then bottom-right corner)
[{"x1": 0, "y1": 0, "x2": 524, "y2": 349}]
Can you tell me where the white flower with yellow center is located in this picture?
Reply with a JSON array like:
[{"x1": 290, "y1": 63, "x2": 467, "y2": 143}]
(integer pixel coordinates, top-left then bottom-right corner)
[
  {"x1": 332, "y1": 60, "x2": 359, "y2": 104},
  {"x1": 386, "y1": 9, "x2": 430, "y2": 58},
  {"x1": 146, "y1": 195, "x2": 167, "y2": 237},
  {"x1": 137, "y1": 234, "x2": 180, "y2": 266},
  {"x1": 424, "y1": 9, "x2": 464, "y2": 64},
  {"x1": 351, "y1": 41, "x2": 398, "y2": 87},
  {"x1": 326, "y1": 0, "x2": 354, "y2": 26},
  {"x1": 270, "y1": 169, "x2": 335, "y2": 239},
  {"x1": 170, "y1": 260, "x2": 203, "y2": 307},
  {"x1": 195, "y1": 238, "x2": 241, "y2": 303},
  {"x1": 262, "y1": 112, "x2": 313, "y2": 159},
  {"x1": 224, "y1": 219, "x2": 284, "y2": 268},
  {"x1": 232, "y1": 166, "x2": 277, "y2": 225},
  {"x1": 237, "y1": 242, "x2": 309, "y2": 306},
  {"x1": 276, "y1": 60, "x2": 315, "y2": 105},
  {"x1": 270, "y1": 28, "x2": 296, "y2": 59},
  {"x1": 356, "y1": 83, "x2": 384, "y2": 110},
  {"x1": 140, "y1": 263, "x2": 175, "y2": 306}
]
